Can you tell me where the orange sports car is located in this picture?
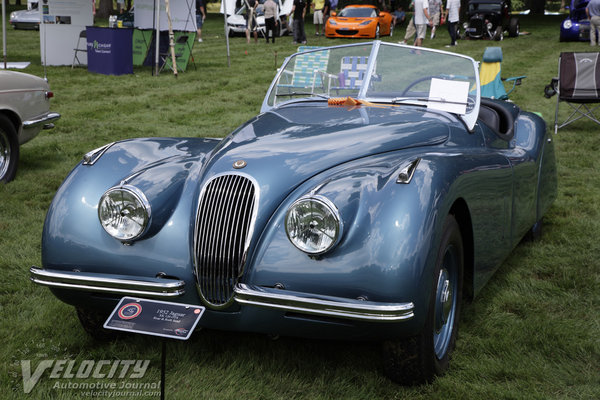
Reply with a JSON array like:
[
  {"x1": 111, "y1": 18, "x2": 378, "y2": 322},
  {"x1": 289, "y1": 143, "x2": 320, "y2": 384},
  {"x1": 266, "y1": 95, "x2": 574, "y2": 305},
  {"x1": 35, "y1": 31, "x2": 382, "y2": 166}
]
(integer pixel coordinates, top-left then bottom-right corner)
[{"x1": 325, "y1": 5, "x2": 394, "y2": 39}]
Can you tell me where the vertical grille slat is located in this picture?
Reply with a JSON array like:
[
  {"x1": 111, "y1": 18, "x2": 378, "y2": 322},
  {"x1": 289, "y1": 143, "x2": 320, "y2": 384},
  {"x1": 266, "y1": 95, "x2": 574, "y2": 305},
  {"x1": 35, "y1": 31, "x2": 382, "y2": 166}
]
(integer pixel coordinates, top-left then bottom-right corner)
[{"x1": 194, "y1": 174, "x2": 257, "y2": 307}]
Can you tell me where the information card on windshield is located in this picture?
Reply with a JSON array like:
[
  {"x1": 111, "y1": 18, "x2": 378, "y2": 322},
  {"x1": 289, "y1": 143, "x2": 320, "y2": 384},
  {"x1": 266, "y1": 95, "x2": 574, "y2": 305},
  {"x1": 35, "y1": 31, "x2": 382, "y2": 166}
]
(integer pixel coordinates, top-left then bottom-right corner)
[
  {"x1": 427, "y1": 78, "x2": 470, "y2": 115},
  {"x1": 104, "y1": 297, "x2": 205, "y2": 340}
]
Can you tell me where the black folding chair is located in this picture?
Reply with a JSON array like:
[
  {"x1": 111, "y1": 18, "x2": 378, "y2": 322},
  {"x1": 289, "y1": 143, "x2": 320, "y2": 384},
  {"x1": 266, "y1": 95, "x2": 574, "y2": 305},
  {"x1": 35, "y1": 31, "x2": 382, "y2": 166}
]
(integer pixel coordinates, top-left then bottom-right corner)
[
  {"x1": 550, "y1": 52, "x2": 600, "y2": 134},
  {"x1": 71, "y1": 30, "x2": 87, "y2": 69}
]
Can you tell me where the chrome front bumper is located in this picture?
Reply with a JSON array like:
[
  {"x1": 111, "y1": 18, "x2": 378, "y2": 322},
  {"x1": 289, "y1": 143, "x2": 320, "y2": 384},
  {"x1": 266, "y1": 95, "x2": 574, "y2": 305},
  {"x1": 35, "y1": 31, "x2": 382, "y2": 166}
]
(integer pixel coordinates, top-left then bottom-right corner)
[
  {"x1": 234, "y1": 284, "x2": 414, "y2": 322},
  {"x1": 30, "y1": 267, "x2": 185, "y2": 298},
  {"x1": 30, "y1": 267, "x2": 415, "y2": 322}
]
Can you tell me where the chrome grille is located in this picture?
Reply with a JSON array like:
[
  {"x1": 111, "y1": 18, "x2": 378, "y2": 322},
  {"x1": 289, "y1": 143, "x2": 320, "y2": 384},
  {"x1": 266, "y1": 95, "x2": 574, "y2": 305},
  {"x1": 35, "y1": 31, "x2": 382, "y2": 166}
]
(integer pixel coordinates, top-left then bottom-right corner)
[{"x1": 194, "y1": 174, "x2": 257, "y2": 308}]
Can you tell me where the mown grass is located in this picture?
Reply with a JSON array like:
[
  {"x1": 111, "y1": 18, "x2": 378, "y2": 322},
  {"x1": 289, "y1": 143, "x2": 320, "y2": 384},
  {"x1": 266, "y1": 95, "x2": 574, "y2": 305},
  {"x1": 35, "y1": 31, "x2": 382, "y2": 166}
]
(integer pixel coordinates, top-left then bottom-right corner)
[{"x1": 1, "y1": 7, "x2": 599, "y2": 400}]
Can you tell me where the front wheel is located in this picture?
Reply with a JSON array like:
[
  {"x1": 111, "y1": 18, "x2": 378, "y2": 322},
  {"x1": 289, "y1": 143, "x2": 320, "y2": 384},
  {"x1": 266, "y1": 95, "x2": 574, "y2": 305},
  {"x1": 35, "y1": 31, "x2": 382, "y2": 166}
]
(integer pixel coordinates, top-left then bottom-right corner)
[
  {"x1": 382, "y1": 215, "x2": 464, "y2": 385},
  {"x1": 375, "y1": 24, "x2": 380, "y2": 39},
  {"x1": 0, "y1": 114, "x2": 19, "y2": 183},
  {"x1": 76, "y1": 307, "x2": 120, "y2": 341}
]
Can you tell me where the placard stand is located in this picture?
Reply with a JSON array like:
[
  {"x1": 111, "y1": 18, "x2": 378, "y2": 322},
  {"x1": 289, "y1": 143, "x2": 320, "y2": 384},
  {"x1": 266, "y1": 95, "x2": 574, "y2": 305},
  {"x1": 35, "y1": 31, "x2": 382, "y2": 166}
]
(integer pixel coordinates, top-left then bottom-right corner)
[
  {"x1": 161, "y1": 339, "x2": 166, "y2": 400},
  {"x1": 104, "y1": 297, "x2": 205, "y2": 399}
]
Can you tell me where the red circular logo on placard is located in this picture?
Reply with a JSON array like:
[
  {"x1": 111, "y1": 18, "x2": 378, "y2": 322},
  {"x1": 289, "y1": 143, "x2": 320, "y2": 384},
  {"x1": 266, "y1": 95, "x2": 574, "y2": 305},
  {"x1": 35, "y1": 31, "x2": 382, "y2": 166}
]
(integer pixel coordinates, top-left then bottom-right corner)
[{"x1": 118, "y1": 303, "x2": 142, "y2": 320}]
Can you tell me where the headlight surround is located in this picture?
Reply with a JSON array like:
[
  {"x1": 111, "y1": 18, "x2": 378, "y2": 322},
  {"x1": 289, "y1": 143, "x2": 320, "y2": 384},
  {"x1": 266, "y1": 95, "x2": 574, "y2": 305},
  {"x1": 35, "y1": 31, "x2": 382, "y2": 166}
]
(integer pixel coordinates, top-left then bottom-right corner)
[
  {"x1": 329, "y1": 19, "x2": 337, "y2": 26},
  {"x1": 359, "y1": 20, "x2": 372, "y2": 26},
  {"x1": 98, "y1": 185, "x2": 151, "y2": 242},
  {"x1": 285, "y1": 195, "x2": 342, "y2": 255}
]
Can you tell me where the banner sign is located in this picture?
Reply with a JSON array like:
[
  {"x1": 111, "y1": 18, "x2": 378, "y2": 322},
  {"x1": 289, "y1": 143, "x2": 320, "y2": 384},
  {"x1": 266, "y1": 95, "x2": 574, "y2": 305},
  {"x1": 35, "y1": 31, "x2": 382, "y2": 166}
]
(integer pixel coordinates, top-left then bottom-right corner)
[{"x1": 104, "y1": 297, "x2": 205, "y2": 340}]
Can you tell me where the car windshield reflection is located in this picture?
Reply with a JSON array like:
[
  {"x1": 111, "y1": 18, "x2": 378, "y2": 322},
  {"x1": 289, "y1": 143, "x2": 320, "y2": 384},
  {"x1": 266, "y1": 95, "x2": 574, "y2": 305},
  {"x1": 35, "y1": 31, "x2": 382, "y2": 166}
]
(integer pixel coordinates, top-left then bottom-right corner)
[{"x1": 265, "y1": 42, "x2": 480, "y2": 129}]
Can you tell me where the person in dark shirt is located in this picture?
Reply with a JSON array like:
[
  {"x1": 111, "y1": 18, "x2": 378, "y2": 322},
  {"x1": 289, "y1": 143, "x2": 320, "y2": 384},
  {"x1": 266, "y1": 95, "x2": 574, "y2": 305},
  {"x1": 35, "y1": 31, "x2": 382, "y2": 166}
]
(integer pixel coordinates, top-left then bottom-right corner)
[{"x1": 290, "y1": 0, "x2": 307, "y2": 44}]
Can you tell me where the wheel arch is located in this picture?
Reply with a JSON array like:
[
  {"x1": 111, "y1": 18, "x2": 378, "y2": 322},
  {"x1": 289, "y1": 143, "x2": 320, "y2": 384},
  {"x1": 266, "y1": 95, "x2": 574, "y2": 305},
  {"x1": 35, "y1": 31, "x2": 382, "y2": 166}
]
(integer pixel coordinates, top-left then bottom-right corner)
[{"x1": 0, "y1": 109, "x2": 22, "y2": 135}]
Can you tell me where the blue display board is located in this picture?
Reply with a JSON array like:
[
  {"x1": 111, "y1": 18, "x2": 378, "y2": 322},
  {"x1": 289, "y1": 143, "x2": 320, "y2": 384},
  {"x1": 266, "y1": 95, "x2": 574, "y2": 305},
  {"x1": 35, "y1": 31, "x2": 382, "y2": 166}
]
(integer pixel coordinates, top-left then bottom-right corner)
[{"x1": 87, "y1": 27, "x2": 133, "y2": 75}]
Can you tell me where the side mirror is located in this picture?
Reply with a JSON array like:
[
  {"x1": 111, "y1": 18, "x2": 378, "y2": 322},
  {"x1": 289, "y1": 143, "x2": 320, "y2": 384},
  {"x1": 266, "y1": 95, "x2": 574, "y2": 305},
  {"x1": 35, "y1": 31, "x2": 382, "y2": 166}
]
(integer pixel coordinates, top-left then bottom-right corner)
[{"x1": 331, "y1": 11, "x2": 337, "y2": 16}]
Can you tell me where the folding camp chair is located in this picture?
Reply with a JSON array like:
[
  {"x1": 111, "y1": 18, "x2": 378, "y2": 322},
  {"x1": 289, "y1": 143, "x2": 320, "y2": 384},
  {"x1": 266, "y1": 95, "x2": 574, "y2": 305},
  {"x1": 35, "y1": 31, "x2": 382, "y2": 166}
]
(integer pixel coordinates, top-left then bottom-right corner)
[
  {"x1": 158, "y1": 35, "x2": 191, "y2": 73},
  {"x1": 275, "y1": 46, "x2": 330, "y2": 100},
  {"x1": 479, "y1": 47, "x2": 526, "y2": 100},
  {"x1": 550, "y1": 52, "x2": 600, "y2": 134},
  {"x1": 331, "y1": 56, "x2": 370, "y2": 93},
  {"x1": 71, "y1": 30, "x2": 87, "y2": 69}
]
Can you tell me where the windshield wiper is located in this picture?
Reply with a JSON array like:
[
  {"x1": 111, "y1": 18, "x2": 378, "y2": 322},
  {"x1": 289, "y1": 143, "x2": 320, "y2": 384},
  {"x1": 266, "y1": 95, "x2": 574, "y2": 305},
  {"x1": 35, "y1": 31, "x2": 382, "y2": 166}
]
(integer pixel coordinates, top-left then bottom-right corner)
[
  {"x1": 275, "y1": 92, "x2": 330, "y2": 99},
  {"x1": 391, "y1": 96, "x2": 467, "y2": 106}
]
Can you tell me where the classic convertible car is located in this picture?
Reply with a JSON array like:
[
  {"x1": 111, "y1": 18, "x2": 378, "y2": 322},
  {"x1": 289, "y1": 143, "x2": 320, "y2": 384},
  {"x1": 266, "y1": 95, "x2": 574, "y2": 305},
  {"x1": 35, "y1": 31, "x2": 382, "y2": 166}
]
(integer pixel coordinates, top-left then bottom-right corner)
[
  {"x1": 31, "y1": 42, "x2": 556, "y2": 384},
  {"x1": 325, "y1": 5, "x2": 394, "y2": 38},
  {"x1": 1, "y1": 71, "x2": 60, "y2": 182}
]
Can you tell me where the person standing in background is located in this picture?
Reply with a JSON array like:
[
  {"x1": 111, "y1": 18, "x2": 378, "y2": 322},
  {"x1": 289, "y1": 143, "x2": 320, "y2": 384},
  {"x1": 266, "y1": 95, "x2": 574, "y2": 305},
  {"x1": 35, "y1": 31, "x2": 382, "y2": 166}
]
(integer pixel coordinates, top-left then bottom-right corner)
[
  {"x1": 245, "y1": 0, "x2": 259, "y2": 44},
  {"x1": 196, "y1": 0, "x2": 207, "y2": 43},
  {"x1": 445, "y1": 0, "x2": 460, "y2": 46},
  {"x1": 428, "y1": 0, "x2": 442, "y2": 38},
  {"x1": 264, "y1": 0, "x2": 279, "y2": 43},
  {"x1": 413, "y1": 0, "x2": 432, "y2": 46},
  {"x1": 291, "y1": 0, "x2": 307, "y2": 44},
  {"x1": 313, "y1": 0, "x2": 325, "y2": 35},
  {"x1": 587, "y1": 0, "x2": 600, "y2": 45}
]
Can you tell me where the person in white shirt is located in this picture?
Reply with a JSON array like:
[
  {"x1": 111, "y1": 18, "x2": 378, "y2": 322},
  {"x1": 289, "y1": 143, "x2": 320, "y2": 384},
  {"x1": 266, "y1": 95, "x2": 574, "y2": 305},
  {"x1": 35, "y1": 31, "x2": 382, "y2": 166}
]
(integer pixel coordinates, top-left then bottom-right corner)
[
  {"x1": 445, "y1": 0, "x2": 460, "y2": 47},
  {"x1": 413, "y1": 0, "x2": 432, "y2": 46}
]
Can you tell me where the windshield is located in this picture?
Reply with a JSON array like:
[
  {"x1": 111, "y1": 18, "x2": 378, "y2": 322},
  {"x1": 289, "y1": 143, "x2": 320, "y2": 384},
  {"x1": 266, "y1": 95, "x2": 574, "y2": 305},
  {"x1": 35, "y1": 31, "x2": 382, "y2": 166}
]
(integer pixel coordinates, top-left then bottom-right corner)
[
  {"x1": 262, "y1": 42, "x2": 480, "y2": 130},
  {"x1": 338, "y1": 7, "x2": 378, "y2": 18}
]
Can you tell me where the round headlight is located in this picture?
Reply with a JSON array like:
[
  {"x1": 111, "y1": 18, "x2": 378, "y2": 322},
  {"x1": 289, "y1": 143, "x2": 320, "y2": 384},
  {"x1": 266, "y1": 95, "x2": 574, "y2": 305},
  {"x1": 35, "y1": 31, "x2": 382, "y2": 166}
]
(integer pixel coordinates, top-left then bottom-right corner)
[
  {"x1": 285, "y1": 195, "x2": 342, "y2": 255},
  {"x1": 563, "y1": 20, "x2": 572, "y2": 29},
  {"x1": 98, "y1": 185, "x2": 150, "y2": 242},
  {"x1": 486, "y1": 22, "x2": 493, "y2": 30}
]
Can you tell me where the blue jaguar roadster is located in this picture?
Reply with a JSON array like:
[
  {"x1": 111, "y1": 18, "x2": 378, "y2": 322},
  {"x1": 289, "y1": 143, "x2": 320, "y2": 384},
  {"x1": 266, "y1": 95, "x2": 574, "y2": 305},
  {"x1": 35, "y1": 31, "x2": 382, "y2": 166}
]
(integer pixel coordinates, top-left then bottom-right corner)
[
  {"x1": 31, "y1": 42, "x2": 557, "y2": 384},
  {"x1": 560, "y1": 0, "x2": 590, "y2": 41}
]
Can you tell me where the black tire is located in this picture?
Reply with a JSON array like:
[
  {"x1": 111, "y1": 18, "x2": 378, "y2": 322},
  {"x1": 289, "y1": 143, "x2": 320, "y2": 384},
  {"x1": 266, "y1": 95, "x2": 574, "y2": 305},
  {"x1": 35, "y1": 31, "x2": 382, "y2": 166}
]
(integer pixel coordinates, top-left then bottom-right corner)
[
  {"x1": 76, "y1": 307, "x2": 120, "y2": 341},
  {"x1": 375, "y1": 24, "x2": 380, "y2": 39},
  {"x1": 494, "y1": 26, "x2": 503, "y2": 41},
  {"x1": 382, "y1": 215, "x2": 464, "y2": 385},
  {"x1": 389, "y1": 23, "x2": 394, "y2": 37},
  {"x1": 508, "y1": 17, "x2": 519, "y2": 37},
  {"x1": 0, "y1": 114, "x2": 19, "y2": 183}
]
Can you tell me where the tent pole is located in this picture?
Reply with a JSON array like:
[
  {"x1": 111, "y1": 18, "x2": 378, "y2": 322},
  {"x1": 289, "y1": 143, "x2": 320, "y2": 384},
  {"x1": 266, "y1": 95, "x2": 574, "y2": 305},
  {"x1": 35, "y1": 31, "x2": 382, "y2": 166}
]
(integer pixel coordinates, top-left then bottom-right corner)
[
  {"x1": 154, "y1": 0, "x2": 160, "y2": 76},
  {"x1": 223, "y1": 0, "x2": 230, "y2": 67},
  {"x1": 2, "y1": 0, "x2": 7, "y2": 69}
]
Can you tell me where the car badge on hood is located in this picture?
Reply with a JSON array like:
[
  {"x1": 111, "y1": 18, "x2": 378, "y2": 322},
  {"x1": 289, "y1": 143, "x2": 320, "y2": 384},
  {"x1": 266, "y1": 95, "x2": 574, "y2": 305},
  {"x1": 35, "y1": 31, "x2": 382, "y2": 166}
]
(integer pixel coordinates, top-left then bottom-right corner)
[{"x1": 233, "y1": 160, "x2": 247, "y2": 169}]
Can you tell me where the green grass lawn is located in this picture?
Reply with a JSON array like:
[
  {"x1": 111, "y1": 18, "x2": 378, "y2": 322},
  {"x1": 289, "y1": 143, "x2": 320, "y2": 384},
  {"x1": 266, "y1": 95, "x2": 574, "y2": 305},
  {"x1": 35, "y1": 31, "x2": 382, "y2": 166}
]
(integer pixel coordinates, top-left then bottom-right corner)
[{"x1": 1, "y1": 9, "x2": 599, "y2": 400}]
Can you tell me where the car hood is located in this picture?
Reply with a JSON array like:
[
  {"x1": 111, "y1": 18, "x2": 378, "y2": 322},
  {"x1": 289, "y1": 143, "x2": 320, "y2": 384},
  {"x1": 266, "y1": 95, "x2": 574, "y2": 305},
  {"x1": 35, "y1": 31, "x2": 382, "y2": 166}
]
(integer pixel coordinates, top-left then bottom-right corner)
[{"x1": 203, "y1": 102, "x2": 449, "y2": 184}]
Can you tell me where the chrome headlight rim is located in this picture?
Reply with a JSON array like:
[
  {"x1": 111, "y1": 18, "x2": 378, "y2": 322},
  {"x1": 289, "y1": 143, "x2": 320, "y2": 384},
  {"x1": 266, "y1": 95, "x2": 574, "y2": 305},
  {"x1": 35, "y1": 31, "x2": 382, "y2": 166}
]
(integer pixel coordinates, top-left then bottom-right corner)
[
  {"x1": 285, "y1": 194, "x2": 343, "y2": 255},
  {"x1": 98, "y1": 184, "x2": 151, "y2": 242}
]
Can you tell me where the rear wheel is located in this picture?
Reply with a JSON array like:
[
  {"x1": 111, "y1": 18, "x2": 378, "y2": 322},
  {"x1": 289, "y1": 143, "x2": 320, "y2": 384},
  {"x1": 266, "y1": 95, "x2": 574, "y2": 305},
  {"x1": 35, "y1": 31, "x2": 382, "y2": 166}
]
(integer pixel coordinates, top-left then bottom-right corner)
[
  {"x1": 508, "y1": 17, "x2": 519, "y2": 37},
  {"x1": 382, "y1": 215, "x2": 464, "y2": 385},
  {"x1": 0, "y1": 114, "x2": 19, "y2": 183}
]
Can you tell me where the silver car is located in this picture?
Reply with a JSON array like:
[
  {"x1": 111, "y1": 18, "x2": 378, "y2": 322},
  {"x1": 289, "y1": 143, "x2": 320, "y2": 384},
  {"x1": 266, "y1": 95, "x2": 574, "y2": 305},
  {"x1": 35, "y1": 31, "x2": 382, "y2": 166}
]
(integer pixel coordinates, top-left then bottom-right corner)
[
  {"x1": 9, "y1": 7, "x2": 40, "y2": 30},
  {"x1": 0, "y1": 71, "x2": 60, "y2": 182}
]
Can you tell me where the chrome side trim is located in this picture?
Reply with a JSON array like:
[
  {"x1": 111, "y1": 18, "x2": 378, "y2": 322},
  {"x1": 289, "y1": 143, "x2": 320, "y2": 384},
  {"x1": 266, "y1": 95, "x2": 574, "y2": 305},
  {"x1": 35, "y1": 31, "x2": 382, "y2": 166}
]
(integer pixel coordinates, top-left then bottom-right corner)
[
  {"x1": 30, "y1": 267, "x2": 185, "y2": 298},
  {"x1": 22, "y1": 112, "x2": 61, "y2": 130},
  {"x1": 234, "y1": 283, "x2": 414, "y2": 322}
]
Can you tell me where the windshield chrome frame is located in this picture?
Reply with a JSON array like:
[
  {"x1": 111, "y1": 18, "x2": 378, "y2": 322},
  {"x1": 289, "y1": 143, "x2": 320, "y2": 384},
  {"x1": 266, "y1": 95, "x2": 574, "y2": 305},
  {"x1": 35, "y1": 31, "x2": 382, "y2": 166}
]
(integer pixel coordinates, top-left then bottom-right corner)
[{"x1": 260, "y1": 41, "x2": 480, "y2": 131}]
